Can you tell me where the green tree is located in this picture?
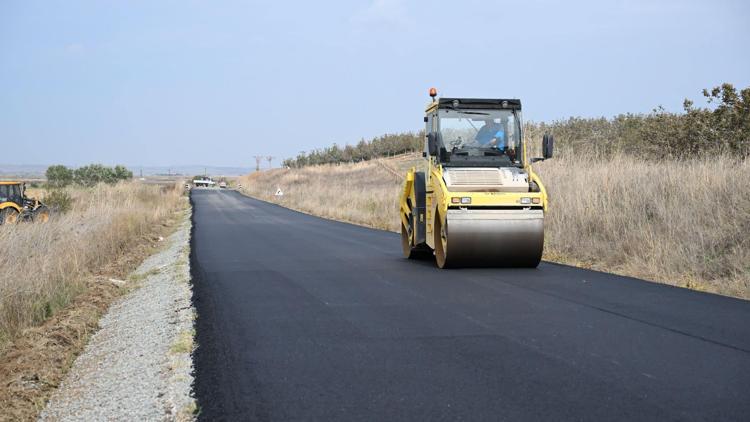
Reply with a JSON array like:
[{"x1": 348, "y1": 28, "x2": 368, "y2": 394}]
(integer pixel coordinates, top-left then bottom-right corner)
[
  {"x1": 72, "y1": 164, "x2": 131, "y2": 186},
  {"x1": 45, "y1": 165, "x2": 73, "y2": 188},
  {"x1": 74, "y1": 164, "x2": 104, "y2": 186},
  {"x1": 696, "y1": 83, "x2": 750, "y2": 155},
  {"x1": 113, "y1": 165, "x2": 133, "y2": 181},
  {"x1": 284, "y1": 131, "x2": 423, "y2": 167}
]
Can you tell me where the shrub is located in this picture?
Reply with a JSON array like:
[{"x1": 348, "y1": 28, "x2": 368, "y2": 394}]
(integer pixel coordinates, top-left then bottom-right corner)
[
  {"x1": 70, "y1": 164, "x2": 133, "y2": 187},
  {"x1": 113, "y1": 165, "x2": 133, "y2": 181},
  {"x1": 43, "y1": 189, "x2": 73, "y2": 213},
  {"x1": 525, "y1": 83, "x2": 750, "y2": 160},
  {"x1": 46, "y1": 165, "x2": 73, "y2": 188}
]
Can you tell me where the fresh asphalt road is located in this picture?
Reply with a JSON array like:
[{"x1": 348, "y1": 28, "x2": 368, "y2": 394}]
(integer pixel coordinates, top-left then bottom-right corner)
[{"x1": 190, "y1": 189, "x2": 750, "y2": 421}]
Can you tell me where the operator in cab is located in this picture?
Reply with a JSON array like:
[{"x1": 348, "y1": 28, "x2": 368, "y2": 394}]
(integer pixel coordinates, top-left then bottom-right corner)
[
  {"x1": 475, "y1": 118, "x2": 505, "y2": 148},
  {"x1": 475, "y1": 117, "x2": 518, "y2": 161}
]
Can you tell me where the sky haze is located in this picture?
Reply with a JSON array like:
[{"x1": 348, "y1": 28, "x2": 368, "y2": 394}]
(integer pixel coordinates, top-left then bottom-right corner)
[{"x1": 1, "y1": 0, "x2": 748, "y2": 167}]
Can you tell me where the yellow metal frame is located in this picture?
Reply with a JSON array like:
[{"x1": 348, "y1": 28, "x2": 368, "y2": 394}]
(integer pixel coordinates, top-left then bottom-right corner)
[
  {"x1": 0, "y1": 202, "x2": 22, "y2": 212},
  {"x1": 400, "y1": 98, "x2": 549, "y2": 251},
  {"x1": 399, "y1": 171, "x2": 417, "y2": 230}
]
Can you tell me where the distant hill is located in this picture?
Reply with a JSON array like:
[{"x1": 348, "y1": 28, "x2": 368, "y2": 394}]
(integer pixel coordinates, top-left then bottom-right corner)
[
  {"x1": 0, "y1": 165, "x2": 48, "y2": 178},
  {"x1": 0, "y1": 164, "x2": 253, "y2": 178},
  {"x1": 131, "y1": 165, "x2": 253, "y2": 177}
]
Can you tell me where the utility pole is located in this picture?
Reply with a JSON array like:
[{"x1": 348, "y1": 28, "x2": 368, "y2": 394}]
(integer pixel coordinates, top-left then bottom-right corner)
[
  {"x1": 254, "y1": 156, "x2": 264, "y2": 172},
  {"x1": 266, "y1": 156, "x2": 275, "y2": 169}
]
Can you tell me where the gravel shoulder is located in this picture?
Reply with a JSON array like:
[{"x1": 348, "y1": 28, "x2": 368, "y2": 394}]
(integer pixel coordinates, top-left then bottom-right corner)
[{"x1": 39, "y1": 209, "x2": 195, "y2": 421}]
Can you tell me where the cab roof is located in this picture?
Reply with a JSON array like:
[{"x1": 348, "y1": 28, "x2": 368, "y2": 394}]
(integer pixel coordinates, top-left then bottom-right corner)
[{"x1": 426, "y1": 98, "x2": 522, "y2": 113}]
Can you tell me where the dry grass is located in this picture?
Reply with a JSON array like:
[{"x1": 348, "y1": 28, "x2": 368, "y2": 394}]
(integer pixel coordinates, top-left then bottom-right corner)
[
  {"x1": 0, "y1": 182, "x2": 186, "y2": 420},
  {"x1": 239, "y1": 154, "x2": 750, "y2": 299},
  {"x1": 535, "y1": 154, "x2": 750, "y2": 298},
  {"x1": 0, "y1": 280, "x2": 122, "y2": 420},
  {"x1": 170, "y1": 328, "x2": 195, "y2": 354},
  {"x1": 240, "y1": 160, "x2": 404, "y2": 231},
  {"x1": 0, "y1": 182, "x2": 186, "y2": 350}
]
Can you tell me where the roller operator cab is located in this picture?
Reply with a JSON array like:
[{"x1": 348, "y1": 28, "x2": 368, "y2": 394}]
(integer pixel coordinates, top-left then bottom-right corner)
[{"x1": 400, "y1": 89, "x2": 554, "y2": 268}]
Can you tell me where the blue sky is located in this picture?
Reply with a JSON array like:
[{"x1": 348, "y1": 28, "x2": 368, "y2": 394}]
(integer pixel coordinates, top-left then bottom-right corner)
[{"x1": 1, "y1": 0, "x2": 748, "y2": 167}]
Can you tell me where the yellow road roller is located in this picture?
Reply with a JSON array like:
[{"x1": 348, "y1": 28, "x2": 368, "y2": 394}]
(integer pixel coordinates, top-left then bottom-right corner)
[{"x1": 400, "y1": 89, "x2": 554, "y2": 268}]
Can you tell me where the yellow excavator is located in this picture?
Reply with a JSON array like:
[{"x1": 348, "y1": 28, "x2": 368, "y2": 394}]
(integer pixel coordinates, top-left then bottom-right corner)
[
  {"x1": 0, "y1": 181, "x2": 50, "y2": 225},
  {"x1": 400, "y1": 89, "x2": 553, "y2": 268}
]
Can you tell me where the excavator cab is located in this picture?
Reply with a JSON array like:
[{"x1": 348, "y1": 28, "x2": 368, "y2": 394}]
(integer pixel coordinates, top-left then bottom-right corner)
[
  {"x1": 0, "y1": 181, "x2": 50, "y2": 225},
  {"x1": 401, "y1": 90, "x2": 553, "y2": 268}
]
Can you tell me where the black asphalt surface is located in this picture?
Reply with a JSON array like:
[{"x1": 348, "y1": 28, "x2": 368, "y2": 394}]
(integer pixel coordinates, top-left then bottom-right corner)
[{"x1": 190, "y1": 189, "x2": 750, "y2": 421}]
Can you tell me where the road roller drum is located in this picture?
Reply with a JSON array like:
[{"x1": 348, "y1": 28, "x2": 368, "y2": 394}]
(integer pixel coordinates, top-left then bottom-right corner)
[{"x1": 436, "y1": 209, "x2": 544, "y2": 268}]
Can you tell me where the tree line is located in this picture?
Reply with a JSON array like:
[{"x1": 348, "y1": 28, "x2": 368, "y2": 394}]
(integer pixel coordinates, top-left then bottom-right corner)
[
  {"x1": 524, "y1": 83, "x2": 748, "y2": 160},
  {"x1": 283, "y1": 83, "x2": 749, "y2": 167},
  {"x1": 283, "y1": 132, "x2": 423, "y2": 168},
  {"x1": 46, "y1": 164, "x2": 133, "y2": 188}
]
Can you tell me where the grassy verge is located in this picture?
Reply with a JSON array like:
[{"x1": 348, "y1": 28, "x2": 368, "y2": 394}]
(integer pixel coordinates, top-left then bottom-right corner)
[
  {"x1": 239, "y1": 154, "x2": 749, "y2": 299},
  {"x1": 238, "y1": 155, "x2": 414, "y2": 231},
  {"x1": 0, "y1": 182, "x2": 187, "y2": 420},
  {"x1": 0, "y1": 182, "x2": 186, "y2": 349}
]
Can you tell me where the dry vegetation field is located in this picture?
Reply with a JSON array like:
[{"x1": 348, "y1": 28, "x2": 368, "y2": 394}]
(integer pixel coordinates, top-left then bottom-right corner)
[
  {"x1": 240, "y1": 158, "x2": 406, "y2": 231},
  {"x1": 240, "y1": 154, "x2": 750, "y2": 299},
  {"x1": 536, "y1": 154, "x2": 749, "y2": 298},
  {"x1": 0, "y1": 182, "x2": 186, "y2": 351}
]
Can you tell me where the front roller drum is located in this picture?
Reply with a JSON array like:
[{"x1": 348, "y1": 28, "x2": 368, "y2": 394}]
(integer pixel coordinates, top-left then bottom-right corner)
[{"x1": 435, "y1": 209, "x2": 544, "y2": 268}]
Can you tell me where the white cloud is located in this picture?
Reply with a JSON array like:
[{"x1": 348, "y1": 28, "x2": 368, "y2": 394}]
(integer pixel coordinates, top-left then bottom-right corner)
[
  {"x1": 64, "y1": 43, "x2": 86, "y2": 55},
  {"x1": 351, "y1": 0, "x2": 411, "y2": 28}
]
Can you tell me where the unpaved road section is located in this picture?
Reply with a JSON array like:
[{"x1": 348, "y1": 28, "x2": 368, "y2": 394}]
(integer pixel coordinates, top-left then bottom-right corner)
[
  {"x1": 40, "y1": 211, "x2": 195, "y2": 421},
  {"x1": 191, "y1": 189, "x2": 750, "y2": 421}
]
